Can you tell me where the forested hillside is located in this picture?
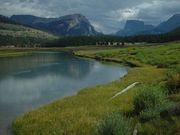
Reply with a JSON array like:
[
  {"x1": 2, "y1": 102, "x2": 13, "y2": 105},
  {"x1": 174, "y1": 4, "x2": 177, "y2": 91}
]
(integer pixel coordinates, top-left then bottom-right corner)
[{"x1": 0, "y1": 15, "x2": 58, "y2": 47}]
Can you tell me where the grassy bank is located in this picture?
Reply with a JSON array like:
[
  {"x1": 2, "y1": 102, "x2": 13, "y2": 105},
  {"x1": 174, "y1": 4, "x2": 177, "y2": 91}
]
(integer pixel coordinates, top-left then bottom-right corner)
[
  {"x1": 0, "y1": 49, "x2": 32, "y2": 57},
  {"x1": 0, "y1": 48, "x2": 72, "y2": 58},
  {"x1": 0, "y1": 46, "x2": 124, "y2": 58},
  {"x1": 12, "y1": 42, "x2": 180, "y2": 135}
]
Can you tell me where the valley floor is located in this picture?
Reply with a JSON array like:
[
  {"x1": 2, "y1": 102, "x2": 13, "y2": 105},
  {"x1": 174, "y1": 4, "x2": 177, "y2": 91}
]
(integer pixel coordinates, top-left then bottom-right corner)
[{"x1": 2, "y1": 42, "x2": 180, "y2": 135}]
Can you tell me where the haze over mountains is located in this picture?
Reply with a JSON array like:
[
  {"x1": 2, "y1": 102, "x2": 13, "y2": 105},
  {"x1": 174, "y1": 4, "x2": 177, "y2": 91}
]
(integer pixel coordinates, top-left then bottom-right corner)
[
  {"x1": 0, "y1": 13, "x2": 180, "y2": 47},
  {"x1": 0, "y1": 13, "x2": 180, "y2": 37}
]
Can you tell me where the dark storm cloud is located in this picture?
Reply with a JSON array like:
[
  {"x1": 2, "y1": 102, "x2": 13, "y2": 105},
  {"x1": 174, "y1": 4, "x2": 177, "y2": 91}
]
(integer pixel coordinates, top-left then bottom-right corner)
[{"x1": 0, "y1": 0, "x2": 180, "y2": 33}]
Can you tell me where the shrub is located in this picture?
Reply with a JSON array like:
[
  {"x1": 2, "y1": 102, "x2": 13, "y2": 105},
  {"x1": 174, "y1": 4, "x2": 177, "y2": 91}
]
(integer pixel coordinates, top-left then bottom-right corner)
[
  {"x1": 96, "y1": 113, "x2": 132, "y2": 135},
  {"x1": 139, "y1": 102, "x2": 174, "y2": 122},
  {"x1": 139, "y1": 107, "x2": 160, "y2": 122},
  {"x1": 138, "y1": 118, "x2": 175, "y2": 135},
  {"x1": 166, "y1": 70, "x2": 180, "y2": 94},
  {"x1": 133, "y1": 85, "x2": 167, "y2": 115}
]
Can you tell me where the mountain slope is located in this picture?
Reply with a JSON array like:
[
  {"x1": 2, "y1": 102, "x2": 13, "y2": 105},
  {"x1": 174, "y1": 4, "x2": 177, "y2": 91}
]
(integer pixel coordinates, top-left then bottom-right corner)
[
  {"x1": 0, "y1": 15, "x2": 57, "y2": 47},
  {"x1": 156, "y1": 14, "x2": 180, "y2": 33},
  {"x1": 11, "y1": 14, "x2": 99, "y2": 36}
]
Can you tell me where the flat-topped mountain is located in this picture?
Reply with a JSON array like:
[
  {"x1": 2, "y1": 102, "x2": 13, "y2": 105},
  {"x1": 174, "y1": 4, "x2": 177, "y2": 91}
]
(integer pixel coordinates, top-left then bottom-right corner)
[{"x1": 116, "y1": 20, "x2": 154, "y2": 36}]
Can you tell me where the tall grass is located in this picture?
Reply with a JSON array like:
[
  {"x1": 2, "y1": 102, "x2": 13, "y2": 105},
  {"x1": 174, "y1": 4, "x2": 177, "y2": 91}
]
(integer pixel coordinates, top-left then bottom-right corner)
[
  {"x1": 166, "y1": 69, "x2": 180, "y2": 94},
  {"x1": 133, "y1": 85, "x2": 169, "y2": 122},
  {"x1": 133, "y1": 85, "x2": 168, "y2": 114},
  {"x1": 96, "y1": 113, "x2": 132, "y2": 135}
]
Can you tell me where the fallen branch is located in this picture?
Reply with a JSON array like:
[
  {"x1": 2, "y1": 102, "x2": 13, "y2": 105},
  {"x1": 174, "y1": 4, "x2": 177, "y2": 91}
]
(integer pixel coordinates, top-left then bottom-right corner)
[
  {"x1": 108, "y1": 82, "x2": 140, "y2": 101},
  {"x1": 133, "y1": 124, "x2": 138, "y2": 135}
]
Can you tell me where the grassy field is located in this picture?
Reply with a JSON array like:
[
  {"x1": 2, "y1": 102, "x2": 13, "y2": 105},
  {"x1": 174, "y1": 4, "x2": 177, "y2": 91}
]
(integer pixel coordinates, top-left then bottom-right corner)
[{"x1": 11, "y1": 42, "x2": 180, "y2": 135}]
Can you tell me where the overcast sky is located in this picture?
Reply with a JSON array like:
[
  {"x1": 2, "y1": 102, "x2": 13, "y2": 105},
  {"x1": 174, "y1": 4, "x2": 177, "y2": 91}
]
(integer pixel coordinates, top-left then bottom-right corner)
[{"x1": 0, "y1": 0, "x2": 180, "y2": 33}]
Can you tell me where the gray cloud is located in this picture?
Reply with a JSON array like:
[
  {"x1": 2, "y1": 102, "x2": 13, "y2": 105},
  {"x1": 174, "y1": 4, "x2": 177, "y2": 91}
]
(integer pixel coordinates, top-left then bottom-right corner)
[
  {"x1": 19, "y1": 0, "x2": 34, "y2": 2},
  {"x1": 0, "y1": 0, "x2": 180, "y2": 33}
]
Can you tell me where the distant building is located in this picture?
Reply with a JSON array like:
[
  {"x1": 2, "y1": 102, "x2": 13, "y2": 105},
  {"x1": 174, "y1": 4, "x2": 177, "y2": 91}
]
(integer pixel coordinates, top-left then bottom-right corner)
[{"x1": 96, "y1": 41, "x2": 125, "y2": 46}]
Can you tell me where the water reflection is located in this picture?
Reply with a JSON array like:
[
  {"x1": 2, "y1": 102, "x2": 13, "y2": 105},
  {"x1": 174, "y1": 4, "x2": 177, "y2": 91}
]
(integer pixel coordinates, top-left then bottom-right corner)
[
  {"x1": 0, "y1": 52, "x2": 94, "y2": 79},
  {"x1": 0, "y1": 52, "x2": 127, "y2": 135}
]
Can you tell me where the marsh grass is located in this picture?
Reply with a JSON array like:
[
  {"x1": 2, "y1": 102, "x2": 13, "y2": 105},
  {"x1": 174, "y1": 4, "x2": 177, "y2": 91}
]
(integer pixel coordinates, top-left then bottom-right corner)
[{"x1": 76, "y1": 43, "x2": 180, "y2": 68}]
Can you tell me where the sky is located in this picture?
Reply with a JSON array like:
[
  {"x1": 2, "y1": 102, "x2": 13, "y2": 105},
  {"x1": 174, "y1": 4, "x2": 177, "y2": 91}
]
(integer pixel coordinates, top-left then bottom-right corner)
[{"x1": 0, "y1": 0, "x2": 180, "y2": 34}]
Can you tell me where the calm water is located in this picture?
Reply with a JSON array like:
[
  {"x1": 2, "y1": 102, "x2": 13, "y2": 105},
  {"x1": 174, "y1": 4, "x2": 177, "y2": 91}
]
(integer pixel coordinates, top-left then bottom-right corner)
[{"x1": 0, "y1": 52, "x2": 127, "y2": 135}]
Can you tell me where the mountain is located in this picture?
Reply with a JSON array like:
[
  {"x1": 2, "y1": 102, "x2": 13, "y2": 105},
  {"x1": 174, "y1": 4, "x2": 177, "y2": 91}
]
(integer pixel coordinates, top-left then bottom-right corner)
[
  {"x1": 116, "y1": 14, "x2": 180, "y2": 36},
  {"x1": 138, "y1": 14, "x2": 180, "y2": 35},
  {"x1": 10, "y1": 14, "x2": 99, "y2": 36},
  {"x1": 156, "y1": 14, "x2": 180, "y2": 33},
  {"x1": 116, "y1": 20, "x2": 154, "y2": 36},
  {"x1": 0, "y1": 15, "x2": 57, "y2": 47}
]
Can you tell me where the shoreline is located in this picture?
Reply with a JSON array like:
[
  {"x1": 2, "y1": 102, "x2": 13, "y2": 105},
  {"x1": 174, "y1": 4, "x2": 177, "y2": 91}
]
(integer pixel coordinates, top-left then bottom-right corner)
[
  {"x1": 12, "y1": 65, "x2": 167, "y2": 135},
  {"x1": 74, "y1": 51, "x2": 148, "y2": 68},
  {"x1": 1, "y1": 43, "x2": 179, "y2": 135}
]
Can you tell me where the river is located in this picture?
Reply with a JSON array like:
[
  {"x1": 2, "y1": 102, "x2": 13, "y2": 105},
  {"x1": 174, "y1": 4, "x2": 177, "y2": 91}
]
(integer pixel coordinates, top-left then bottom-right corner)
[{"x1": 0, "y1": 52, "x2": 128, "y2": 135}]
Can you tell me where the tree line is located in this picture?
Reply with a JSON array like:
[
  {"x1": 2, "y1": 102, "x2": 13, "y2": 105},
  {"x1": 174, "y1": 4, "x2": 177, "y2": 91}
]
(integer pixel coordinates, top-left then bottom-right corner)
[
  {"x1": 45, "y1": 27, "x2": 180, "y2": 47},
  {"x1": 0, "y1": 26, "x2": 179, "y2": 47},
  {"x1": 0, "y1": 35, "x2": 49, "y2": 47}
]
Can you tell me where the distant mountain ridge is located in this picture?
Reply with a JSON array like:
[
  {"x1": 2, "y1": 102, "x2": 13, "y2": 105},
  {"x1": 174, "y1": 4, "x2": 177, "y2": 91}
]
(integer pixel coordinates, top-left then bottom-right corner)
[
  {"x1": 2, "y1": 13, "x2": 180, "y2": 37},
  {"x1": 116, "y1": 14, "x2": 180, "y2": 36},
  {"x1": 10, "y1": 14, "x2": 100, "y2": 36}
]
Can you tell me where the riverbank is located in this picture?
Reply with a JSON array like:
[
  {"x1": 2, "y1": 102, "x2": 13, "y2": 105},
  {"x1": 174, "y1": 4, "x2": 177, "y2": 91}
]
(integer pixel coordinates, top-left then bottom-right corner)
[
  {"x1": 12, "y1": 67, "x2": 167, "y2": 135},
  {"x1": 0, "y1": 46, "x2": 118, "y2": 58},
  {"x1": 10, "y1": 42, "x2": 180, "y2": 135},
  {"x1": 0, "y1": 49, "x2": 32, "y2": 57},
  {"x1": 0, "y1": 48, "x2": 71, "y2": 58}
]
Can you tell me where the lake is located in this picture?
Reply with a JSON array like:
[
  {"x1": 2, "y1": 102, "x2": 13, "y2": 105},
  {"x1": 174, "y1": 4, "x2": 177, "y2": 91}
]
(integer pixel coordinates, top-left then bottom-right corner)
[{"x1": 0, "y1": 52, "x2": 128, "y2": 135}]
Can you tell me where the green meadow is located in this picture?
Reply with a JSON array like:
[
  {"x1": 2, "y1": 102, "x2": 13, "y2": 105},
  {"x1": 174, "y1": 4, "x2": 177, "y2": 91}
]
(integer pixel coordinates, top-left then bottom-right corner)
[
  {"x1": 76, "y1": 42, "x2": 180, "y2": 68},
  {"x1": 12, "y1": 42, "x2": 180, "y2": 135}
]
